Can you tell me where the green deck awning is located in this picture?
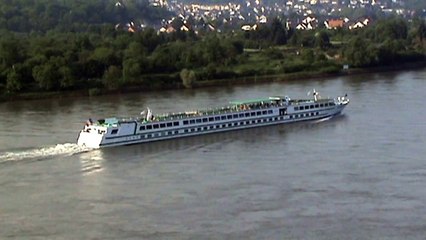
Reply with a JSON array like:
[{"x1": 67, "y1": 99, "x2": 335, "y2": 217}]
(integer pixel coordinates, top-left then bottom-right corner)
[{"x1": 229, "y1": 97, "x2": 282, "y2": 105}]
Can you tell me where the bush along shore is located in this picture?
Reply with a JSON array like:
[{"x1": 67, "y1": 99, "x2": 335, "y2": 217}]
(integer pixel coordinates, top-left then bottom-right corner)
[
  {"x1": 1, "y1": 16, "x2": 425, "y2": 101},
  {"x1": 2, "y1": 60, "x2": 426, "y2": 102}
]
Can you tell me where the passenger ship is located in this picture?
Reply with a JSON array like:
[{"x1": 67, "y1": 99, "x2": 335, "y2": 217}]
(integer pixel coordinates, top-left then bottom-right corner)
[{"x1": 77, "y1": 90, "x2": 349, "y2": 148}]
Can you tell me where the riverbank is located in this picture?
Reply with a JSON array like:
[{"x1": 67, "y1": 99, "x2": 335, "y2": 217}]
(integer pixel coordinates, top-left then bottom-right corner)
[{"x1": 1, "y1": 61, "x2": 425, "y2": 102}]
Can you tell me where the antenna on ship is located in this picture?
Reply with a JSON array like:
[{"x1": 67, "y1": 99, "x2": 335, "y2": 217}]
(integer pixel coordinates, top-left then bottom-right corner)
[
  {"x1": 146, "y1": 107, "x2": 153, "y2": 121},
  {"x1": 313, "y1": 89, "x2": 319, "y2": 101},
  {"x1": 140, "y1": 107, "x2": 153, "y2": 121},
  {"x1": 307, "y1": 89, "x2": 320, "y2": 101}
]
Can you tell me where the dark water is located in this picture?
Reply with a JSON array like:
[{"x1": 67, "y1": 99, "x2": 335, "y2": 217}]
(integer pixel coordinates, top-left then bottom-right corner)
[{"x1": 1, "y1": 69, "x2": 425, "y2": 239}]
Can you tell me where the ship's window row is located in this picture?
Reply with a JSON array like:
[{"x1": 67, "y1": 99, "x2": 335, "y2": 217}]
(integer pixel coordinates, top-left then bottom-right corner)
[
  {"x1": 290, "y1": 112, "x2": 320, "y2": 119},
  {"x1": 294, "y1": 102, "x2": 335, "y2": 111},
  {"x1": 145, "y1": 130, "x2": 180, "y2": 139},
  {"x1": 139, "y1": 121, "x2": 179, "y2": 131},
  {"x1": 142, "y1": 116, "x2": 294, "y2": 138},
  {"x1": 181, "y1": 110, "x2": 273, "y2": 126}
]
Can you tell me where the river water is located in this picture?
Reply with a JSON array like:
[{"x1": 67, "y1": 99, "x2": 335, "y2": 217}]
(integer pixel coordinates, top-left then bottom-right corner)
[{"x1": 0, "y1": 69, "x2": 425, "y2": 239}]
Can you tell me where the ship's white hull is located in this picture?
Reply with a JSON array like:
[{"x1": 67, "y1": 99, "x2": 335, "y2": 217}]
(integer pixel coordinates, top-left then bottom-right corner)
[{"x1": 77, "y1": 102, "x2": 347, "y2": 148}]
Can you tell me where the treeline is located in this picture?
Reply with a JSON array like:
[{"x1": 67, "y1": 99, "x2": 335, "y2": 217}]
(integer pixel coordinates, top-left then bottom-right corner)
[
  {"x1": 0, "y1": 26, "x2": 245, "y2": 93},
  {"x1": 0, "y1": 0, "x2": 170, "y2": 33},
  {"x1": 0, "y1": 13, "x2": 425, "y2": 95}
]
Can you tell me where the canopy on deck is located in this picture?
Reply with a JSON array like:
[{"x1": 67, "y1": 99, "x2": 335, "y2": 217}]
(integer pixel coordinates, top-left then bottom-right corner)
[{"x1": 229, "y1": 97, "x2": 283, "y2": 105}]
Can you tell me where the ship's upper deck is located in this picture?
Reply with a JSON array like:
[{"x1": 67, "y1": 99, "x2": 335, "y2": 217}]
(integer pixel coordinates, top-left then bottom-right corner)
[{"x1": 92, "y1": 95, "x2": 335, "y2": 127}]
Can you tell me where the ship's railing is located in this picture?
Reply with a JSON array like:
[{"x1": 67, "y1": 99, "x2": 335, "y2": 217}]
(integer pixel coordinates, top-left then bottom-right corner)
[
  {"x1": 95, "y1": 98, "x2": 333, "y2": 125},
  {"x1": 142, "y1": 102, "x2": 285, "y2": 123}
]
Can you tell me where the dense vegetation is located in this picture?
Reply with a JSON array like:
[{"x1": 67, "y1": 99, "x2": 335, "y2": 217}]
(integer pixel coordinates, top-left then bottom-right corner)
[
  {"x1": 0, "y1": 0, "x2": 425, "y2": 98},
  {"x1": 0, "y1": 0, "x2": 170, "y2": 32}
]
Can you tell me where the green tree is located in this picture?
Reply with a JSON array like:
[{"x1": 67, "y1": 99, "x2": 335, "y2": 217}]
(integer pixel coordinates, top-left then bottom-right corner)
[
  {"x1": 102, "y1": 65, "x2": 122, "y2": 90},
  {"x1": 315, "y1": 31, "x2": 330, "y2": 50},
  {"x1": 91, "y1": 46, "x2": 117, "y2": 68},
  {"x1": 32, "y1": 61, "x2": 60, "y2": 90},
  {"x1": 344, "y1": 37, "x2": 372, "y2": 67},
  {"x1": 375, "y1": 18, "x2": 408, "y2": 42},
  {"x1": 6, "y1": 68, "x2": 23, "y2": 92},
  {"x1": 180, "y1": 68, "x2": 196, "y2": 88},
  {"x1": 122, "y1": 58, "x2": 142, "y2": 83},
  {"x1": 270, "y1": 17, "x2": 287, "y2": 45},
  {"x1": 59, "y1": 66, "x2": 76, "y2": 89}
]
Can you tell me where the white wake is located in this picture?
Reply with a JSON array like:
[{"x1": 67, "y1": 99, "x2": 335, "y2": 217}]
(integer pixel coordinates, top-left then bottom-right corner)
[
  {"x1": 0, "y1": 143, "x2": 91, "y2": 163},
  {"x1": 313, "y1": 116, "x2": 333, "y2": 123}
]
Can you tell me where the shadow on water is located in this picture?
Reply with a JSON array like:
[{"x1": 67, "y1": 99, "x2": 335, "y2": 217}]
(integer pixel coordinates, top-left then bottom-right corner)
[{"x1": 342, "y1": 71, "x2": 402, "y2": 89}]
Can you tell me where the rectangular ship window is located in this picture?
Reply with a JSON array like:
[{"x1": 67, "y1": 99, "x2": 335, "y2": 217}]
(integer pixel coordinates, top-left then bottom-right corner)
[
  {"x1": 203, "y1": 118, "x2": 208, "y2": 122},
  {"x1": 173, "y1": 122, "x2": 179, "y2": 126},
  {"x1": 160, "y1": 123, "x2": 166, "y2": 128},
  {"x1": 227, "y1": 115, "x2": 232, "y2": 119},
  {"x1": 147, "y1": 125, "x2": 152, "y2": 130},
  {"x1": 221, "y1": 116, "x2": 226, "y2": 120},
  {"x1": 215, "y1": 117, "x2": 220, "y2": 121},
  {"x1": 183, "y1": 120, "x2": 189, "y2": 125},
  {"x1": 190, "y1": 120, "x2": 195, "y2": 124},
  {"x1": 268, "y1": 110, "x2": 273, "y2": 114},
  {"x1": 153, "y1": 124, "x2": 159, "y2": 129},
  {"x1": 295, "y1": 107, "x2": 299, "y2": 111},
  {"x1": 239, "y1": 113, "x2": 244, "y2": 118},
  {"x1": 262, "y1": 110, "x2": 267, "y2": 115},
  {"x1": 233, "y1": 114, "x2": 238, "y2": 118},
  {"x1": 209, "y1": 117, "x2": 214, "y2": 121},
  {"x1": 196, "y1": 119, "x2": 202, "y2": 123},
  {"x1": 139, "y1": 126, "x2": 146, "y2": 131},
  {"x1": 166, "y1": 123, "x2": 172, "y2": 127},
  {"x1": 111, "y1": 129, "x2": 118, "y2": 134}
]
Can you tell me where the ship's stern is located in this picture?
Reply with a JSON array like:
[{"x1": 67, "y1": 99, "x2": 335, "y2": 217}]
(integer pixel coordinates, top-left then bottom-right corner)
[{"x1": 77, "y1": 128, "x2": 105, "y2": 148}]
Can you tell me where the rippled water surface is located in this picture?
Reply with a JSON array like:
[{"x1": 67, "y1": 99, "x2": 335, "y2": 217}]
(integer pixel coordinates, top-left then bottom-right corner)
[{"x1": 1, "y1": 69, "x2": 426, "y2": 239}]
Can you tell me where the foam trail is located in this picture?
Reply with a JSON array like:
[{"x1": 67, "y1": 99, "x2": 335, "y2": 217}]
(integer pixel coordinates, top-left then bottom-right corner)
[
  {"x1": 313, "y1": 116, "x2": 333, "y2": 123},
  {"x1": 0, "y1": 143, "x2": 91, "y2": 163}
]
